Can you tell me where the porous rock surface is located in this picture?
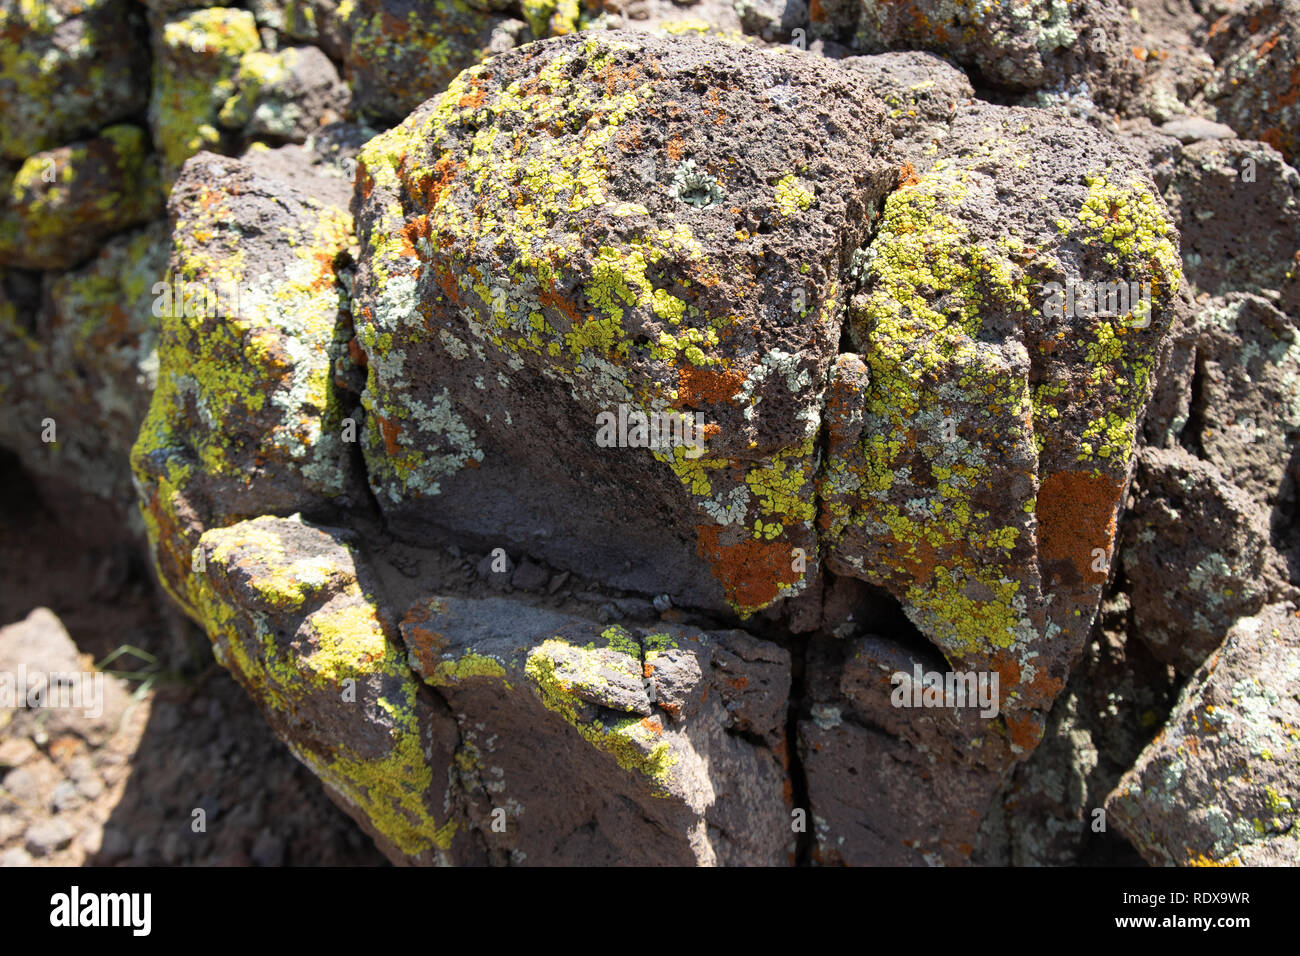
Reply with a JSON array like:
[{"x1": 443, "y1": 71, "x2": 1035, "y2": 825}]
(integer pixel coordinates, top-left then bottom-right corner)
[
  {"x1": 125, "y1": 32, "x2": 1194, "y2": 865},
  {"x1": 2, "y1": 0, "x2": 1298, "y2": 869},
  {"x1": 350, "y1": 32, "x2": 898, "y2": 617},
  {"x1": 1107, "y1": 603, "x2": 1300, "y2": 866}
]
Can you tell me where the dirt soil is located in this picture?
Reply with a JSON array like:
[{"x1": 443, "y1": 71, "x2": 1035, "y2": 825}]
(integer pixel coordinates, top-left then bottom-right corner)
[{"x1": 0, "y1": 448, "x2": 387, "y2": 866}]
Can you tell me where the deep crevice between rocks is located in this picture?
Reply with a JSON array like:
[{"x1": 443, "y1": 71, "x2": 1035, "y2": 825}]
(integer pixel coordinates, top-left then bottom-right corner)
[{"x1": 1179, "y1": 350, "x2": 1209, "y2": 459}]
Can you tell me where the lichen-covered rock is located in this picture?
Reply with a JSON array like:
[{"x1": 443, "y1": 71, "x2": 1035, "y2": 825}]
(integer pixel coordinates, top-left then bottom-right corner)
[
  {"x1": 1144, "y1": 293, "x2": 1300, "y2": 511},
  {"x1": 1107, "y1": 602, "x2": 1300, "y2": 865},
  {"x1": 838, "y1": 51, "x2": 975, "y2": 159},
  {"x1": 0, "y1": 221, "x2": 169, "y2": 517},
  {"x1": 1202, "y1": 0, "x2": 1300, "y2": 163},
  {"x1": 217, "y1": 45, "x2": 348, "y2": 143},
  {"x1": 0, "y1": 126, "x2": 163, "y2": 270},
  {"x1": 987, "y1": 600, "x2": 1178, "y2": 866},
  {"x1": 351, "y1": 32, "x2": 896, "y2": 617},
  {"x1": 340, "y1": 0, "x2": 518, "y2": 123},
  {"x1": 1120, "y1": 446, "x2": 1270, "y2": 674},
  {"x1": 797, "y1": 100, "x2": 1182, "y2": 864},
  {"x1": 822, "y1": 103, "x2": 1183, "y2": 745},
  {"x1": 602, "y1": 0, "x2": 744, "y2": 38},
  {"x1": 193, "y1": 515, "x2": 478, "y2": 864},
  {"x1": 282, "y1": 0, "x2": 348, "y2": 61},
  {"x1": 1126, "y1": 0, "x2": 1218, "y2": 125},
  {"x1": 0, "y1": 0, "x2": 150, "y2": 161},
  {"x1": 400, "y1": 595, "x2": 792, "y2": 864},
  {"x1": 850, "y1": 0, "x2": 1144, "y2": 108},
  {"x1": 148, "y1": 7, "x2": 264, "y2": 184},
  {"x1": 131, "y1": 146, "x2": 360, "y2": 619}
]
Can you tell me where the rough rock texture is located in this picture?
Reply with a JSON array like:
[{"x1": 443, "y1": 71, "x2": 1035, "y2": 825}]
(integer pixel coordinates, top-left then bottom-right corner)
[
  {"x1": 1129, "y1": 291, "x2": 1300, "y2": 667},
  {"x1": 984, "y1": 593, "x2": 1179, "y2": 866},
  {"x1": 0, "y1": 0, "x2": 1291, "y2": 868},
  {"x1": 129, "y1": 33, "x2": 1204, "y2": 866},
  {"x1": 0, "y1": 0, "x2": 151, "y2": 160},
  {"x1": 1107, "y1": 603, "x2": 1300, "y2": 865},
  {"x1": 800, "y1": 631, "x2": 1010, "y2": 864},
  {"x1": 1202, "y1": 0, "x2": 1300, "y2": 163},
  {"x1": 217, "y1": 45, "x2": 348, "y2": 143},
  {"x1": 130, "y1": 146, "x2": 361, "y2": 618},
  {"x1": 838, "y1": 51, "x2": 975, "y2": 159},
  {"x1": 0, "y1": 126, "x2": 163, "y2": 271},
  {"x1": 846, "y1": 0, "x2": 1143, "y2": 108},
  {"x1": 192, "y1": 515, "x2": 475, "y2": 864},
  {"x1": 822, "y1": 103, "x2": 1182, "y2": 740},
  {"x1": 0, "y1": 222, "x2": 169, "y2": 518},
  {"x1": 351, "y1": 32, "x2": 897, "y2": 617},
  {"x1": 1121, "y1": 447, "x2": 1271, "y2": 673},
  {"x1": 1127, "y1": 126, "x2": 1300, "y2": 304},
  {"x1": 401, "y1": 595, "x2": 792, "y2": 864},
  {"x1": 148, "y1": 8, "x2": 265, "y2": 184},
  {"x1": 340, "y1": 0, "x2": 517, "y2": 124}
]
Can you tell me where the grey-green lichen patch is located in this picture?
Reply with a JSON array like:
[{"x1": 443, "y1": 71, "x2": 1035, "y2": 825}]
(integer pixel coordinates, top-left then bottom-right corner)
[
  {"x1": 1107, "y1": 604, "x2": 1300, "y2": 865},
  {"x1": 669, "y1": 159, "x2": 725, "y2": 209}
]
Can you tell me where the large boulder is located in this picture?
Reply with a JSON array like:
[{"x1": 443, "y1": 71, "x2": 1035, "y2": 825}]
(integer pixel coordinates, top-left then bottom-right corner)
[
  {"x1": 350, "y1": 32, "x2": 897, "y2": 618},
  {"x1": 803, "y1": 99, "x2": 1182, "y2": 863},
  {"x1": 821, "y1": 103, "x2": 1182, "y2": 743}
]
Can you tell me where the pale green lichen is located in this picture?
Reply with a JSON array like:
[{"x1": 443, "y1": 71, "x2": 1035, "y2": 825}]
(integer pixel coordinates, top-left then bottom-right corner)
[
  {"x1": 354, "y1": 37, "x2": 824, "y2": 615},
  {"x1": 150, "y1": 8, "x2": 262, "y2": 182},
  {"x1": 131, "y1": 186, "x2": 355, "y2": 617}
]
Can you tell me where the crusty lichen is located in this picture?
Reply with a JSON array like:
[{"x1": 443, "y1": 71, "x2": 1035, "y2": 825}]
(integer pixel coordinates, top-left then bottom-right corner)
[
  {"x1": 354, "y1": 36, "x2": 825, "y2": 615},
  {"x1": 131, "y1": 181, "x2": 355, "y2": 617},
  {"x1": 525, "y1": 638, "x2": 678, "y2": 791},
  {"x1": 193, "y1": 518, "x2": 457, "y2": 858}
]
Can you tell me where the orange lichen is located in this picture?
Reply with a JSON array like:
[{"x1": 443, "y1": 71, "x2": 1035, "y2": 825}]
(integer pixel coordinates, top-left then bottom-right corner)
[
  {"x1": 695, "y1": 525, "x2": 804, "y2": 612},
  {"x1": 677, "y1": 365, "x2": 745, "y2": 406},
  {"x1": 1036, "y1": 470, "x2": 1121, "y2": 590}
]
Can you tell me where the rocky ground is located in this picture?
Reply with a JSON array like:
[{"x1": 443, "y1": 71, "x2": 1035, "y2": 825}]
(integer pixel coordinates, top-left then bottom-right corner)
[
  {"x1": 3, "y1": 0, "x2": 1299, "y2": 866},
  {"x1": 0, "y1": 450, "x2": 386, "y2": 866}
]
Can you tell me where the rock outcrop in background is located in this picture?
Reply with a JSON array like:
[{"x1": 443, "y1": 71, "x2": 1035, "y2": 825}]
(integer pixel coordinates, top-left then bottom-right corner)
[{"x1": 2, "y1": 0, "x2": 1298, "y2": 867}]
